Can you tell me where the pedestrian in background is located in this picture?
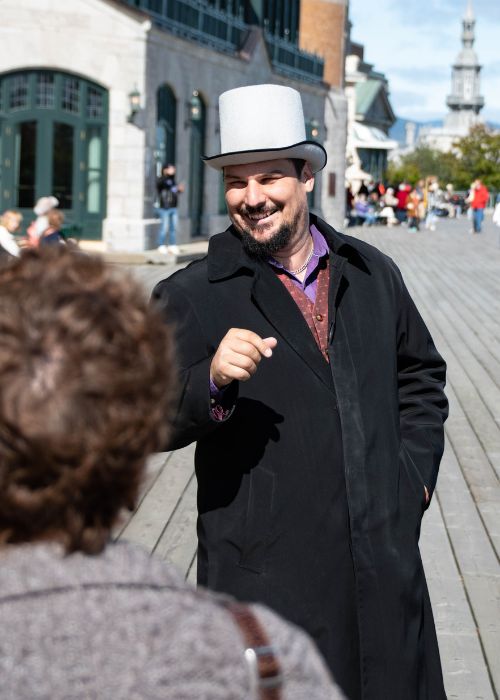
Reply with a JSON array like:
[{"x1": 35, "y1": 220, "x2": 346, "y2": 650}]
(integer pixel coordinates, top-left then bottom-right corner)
[
  {"x1": 0, "y1": 247, "x2": 342, "y2": 700},
  {"x1": 395, "y1": 182, "x2": 411, "y2": 223},
  {"x1": 39, "y1": 209, "x2": 66, "y2": 247},
  {"x1": 425, "y1": 179, "x2": 443, "y2": 231},
  {"x1": 0, "y1": 209, "x2": 22, "y2": 262},
  {"x1": 26, "y1": 196, "x2": 59, "y2": 247},
  {"x1": 406, "y1": 187, "x2": 421, "y2": 232},
  {"x1": 156, "y1": 163, "x2": 184, "y2": 255},
  {"x1": 493, "y1": 193, "x2": 500, "y2": 228},
  {"x1": 469, "y1": 178, "x2": 489, "y2": 234}
]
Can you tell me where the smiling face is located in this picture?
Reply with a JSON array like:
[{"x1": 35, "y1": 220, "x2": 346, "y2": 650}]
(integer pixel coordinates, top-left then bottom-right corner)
[{"x1": 223, "y1": 159, "x2": 314, "y2": 257}]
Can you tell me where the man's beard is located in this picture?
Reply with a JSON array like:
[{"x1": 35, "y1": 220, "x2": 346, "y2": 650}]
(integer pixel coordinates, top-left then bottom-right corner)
[{"x1": 232, "y1": 208, "x2": 301, "y2": 260}]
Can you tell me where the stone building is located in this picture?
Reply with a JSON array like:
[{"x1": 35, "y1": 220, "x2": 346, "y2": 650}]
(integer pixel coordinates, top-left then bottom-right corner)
[
  {"x1": 344, "y1": 40, "x2": 396, "y2": 189},
  {"x1": 0, "y1": 0, "x2": 349, "y2": 250},
  {"x1": 299, "y1": 0, "x2": 349, "y2": 227},
  {"x1": 418, "y1": 0, "x2": 485, "y2": 153}
]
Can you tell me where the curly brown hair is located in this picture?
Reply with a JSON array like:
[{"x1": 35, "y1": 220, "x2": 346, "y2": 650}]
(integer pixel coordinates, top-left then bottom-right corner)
[{"x1": 0, "y1": 247, "x2": 174, "y2": 554}]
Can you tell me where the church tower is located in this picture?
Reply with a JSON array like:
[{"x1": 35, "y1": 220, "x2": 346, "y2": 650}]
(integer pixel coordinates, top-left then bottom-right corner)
[{"x1": 445, "y1": 0, "x2": 484, "y2": 131}]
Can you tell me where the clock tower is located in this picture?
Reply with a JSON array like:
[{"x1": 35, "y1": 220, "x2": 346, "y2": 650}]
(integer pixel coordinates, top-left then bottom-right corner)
[{"x1": 445, "y1": 0, "x2": 484, "y2": 131}]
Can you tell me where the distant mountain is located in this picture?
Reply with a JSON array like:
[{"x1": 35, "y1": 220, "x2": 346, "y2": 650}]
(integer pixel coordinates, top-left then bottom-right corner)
[{"x1": 390, "y1": 116, "x2": 500, "y2": 146}]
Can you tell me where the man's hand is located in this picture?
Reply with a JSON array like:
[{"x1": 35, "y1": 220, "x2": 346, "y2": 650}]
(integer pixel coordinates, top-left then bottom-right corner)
[{"x1": 210, "y1": 329, "x2": 277, "y2": 388}]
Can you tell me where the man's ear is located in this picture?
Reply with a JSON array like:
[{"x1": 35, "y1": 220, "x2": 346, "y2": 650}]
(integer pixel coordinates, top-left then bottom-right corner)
[{"x1": 302, "y1": 163, "x2": 314, "y2": 192}]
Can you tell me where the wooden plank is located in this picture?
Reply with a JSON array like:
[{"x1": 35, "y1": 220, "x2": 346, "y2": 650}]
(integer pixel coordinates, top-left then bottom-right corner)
[
  {"x1": 353, "y1": 221, "x2": 500, "y2": 697},
  {"x1": 113, "y1": 452, "x2": 171, "y2": 538},
  {"x1": 421, "y1": 493, "x2": 496, "y2": 700},
  {"x1": 152, "y1": 471, "x2": 198, "y2": 576},
  {"x1": 118, "y1": 444, "x2": 195, "y2": 554}
]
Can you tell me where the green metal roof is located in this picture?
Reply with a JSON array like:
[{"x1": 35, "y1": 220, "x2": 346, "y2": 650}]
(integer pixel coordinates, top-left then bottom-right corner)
[{"x1": 355, "y1": 80, "x2": 383, "y2": 115}]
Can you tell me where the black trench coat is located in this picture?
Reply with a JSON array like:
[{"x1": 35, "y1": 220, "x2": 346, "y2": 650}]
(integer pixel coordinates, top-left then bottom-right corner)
[{"x1": 153, "y1": 216, "x2": 448, "y2": 699}]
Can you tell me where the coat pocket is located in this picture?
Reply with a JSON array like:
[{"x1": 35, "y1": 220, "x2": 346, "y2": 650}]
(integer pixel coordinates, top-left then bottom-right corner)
[{"x1": 238, "y1": 467, "x2": 275, "y2": 574}]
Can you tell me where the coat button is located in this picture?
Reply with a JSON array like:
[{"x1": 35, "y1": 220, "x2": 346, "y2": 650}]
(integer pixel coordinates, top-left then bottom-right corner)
[{"x1": 315, "y1": 313, "x2": 323, "y2": 321}]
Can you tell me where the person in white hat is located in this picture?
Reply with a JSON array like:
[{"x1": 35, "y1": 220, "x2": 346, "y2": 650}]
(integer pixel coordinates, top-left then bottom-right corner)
[
  {"x1": 153, "y1": 84, "x2": 448, "y2": 700},
  {"x1": 26, "y1": 195, "x2": 60, "y2": 246}
]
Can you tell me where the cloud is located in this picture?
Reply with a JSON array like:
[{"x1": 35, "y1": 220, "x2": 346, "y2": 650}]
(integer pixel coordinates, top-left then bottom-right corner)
[
  {"x1": 348, "y1": 0, "x2": 500, "y2": 117},
  {"x1": 387, "y1": 66, "x2": 449, "y2": 83},
  {"x1": 388, "y1": 0, "x2": 500, "y2": 26}
]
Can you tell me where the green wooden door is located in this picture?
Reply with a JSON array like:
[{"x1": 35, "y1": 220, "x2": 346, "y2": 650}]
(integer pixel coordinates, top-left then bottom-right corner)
[{"x1": 0, "y1": 70, "x2": 108, "y2": 239}]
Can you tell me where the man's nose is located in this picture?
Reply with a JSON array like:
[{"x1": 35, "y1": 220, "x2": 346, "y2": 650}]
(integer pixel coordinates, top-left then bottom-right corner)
[{"x1": 244, "y1": 180, "x2": 266, "y2": 208}]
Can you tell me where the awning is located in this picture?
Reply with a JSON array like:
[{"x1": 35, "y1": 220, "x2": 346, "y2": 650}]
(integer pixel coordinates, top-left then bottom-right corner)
[
  {"x1": 345, "y1": 163, "x2": 372, "y2": 182},
  {"x1": 353, "y1": 123, "x2": 398, "y2": 151}
]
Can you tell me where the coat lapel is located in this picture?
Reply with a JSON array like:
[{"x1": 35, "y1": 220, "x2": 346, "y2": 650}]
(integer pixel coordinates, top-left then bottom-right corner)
[{"x1": 207, "y1": 220, "x2": 363, "y2": 395}]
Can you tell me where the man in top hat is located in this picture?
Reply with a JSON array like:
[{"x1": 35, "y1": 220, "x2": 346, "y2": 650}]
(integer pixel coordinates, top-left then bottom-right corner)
[{"x1": 153, "y1": 84, "x2": 448, "y2": 700}]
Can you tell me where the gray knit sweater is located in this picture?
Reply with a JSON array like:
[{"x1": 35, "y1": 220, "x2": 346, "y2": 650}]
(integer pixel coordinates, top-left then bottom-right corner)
[{"x1": 0, "y1": 541, "x2": 344, "y2": 699}]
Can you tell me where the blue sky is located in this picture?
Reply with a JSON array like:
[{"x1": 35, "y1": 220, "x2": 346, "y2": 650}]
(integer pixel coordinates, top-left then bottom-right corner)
[{"x1": 349, "y1": 0, "x2": 500, "y2": 124}]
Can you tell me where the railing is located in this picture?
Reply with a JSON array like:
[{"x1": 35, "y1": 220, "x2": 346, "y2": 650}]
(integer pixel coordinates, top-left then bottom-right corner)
[
  {"x1": 122, "y1": 0, "x2": 324, "y2": 83},
  {"x1": 264, "y1": 31, "x2": 324, "y2": 84},
  {"x1": 123, "y1": 0, "x2": 248, "y2": 54}
]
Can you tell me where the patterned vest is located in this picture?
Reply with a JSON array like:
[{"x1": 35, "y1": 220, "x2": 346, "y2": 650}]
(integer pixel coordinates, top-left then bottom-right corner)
[{"x1": 276, "y1": 258, "x2": 330, "y2": 362}]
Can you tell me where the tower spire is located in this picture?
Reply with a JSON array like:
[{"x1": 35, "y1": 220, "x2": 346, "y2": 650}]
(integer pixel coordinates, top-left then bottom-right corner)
[{"x1": 445, "y1": 0, "x2": 484, "y2": 130}]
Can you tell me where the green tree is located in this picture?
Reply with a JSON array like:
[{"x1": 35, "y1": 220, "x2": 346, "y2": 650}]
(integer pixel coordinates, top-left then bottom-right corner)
[
  {"x1": 386, "y1": 147, "x2": 460, "y2": 187},
  {"x1": 386, "y1": 125, "x2": 500, "y2": 193},
  {"x1": 452, "y1": 125, "x2": 500, "y2": 191}
]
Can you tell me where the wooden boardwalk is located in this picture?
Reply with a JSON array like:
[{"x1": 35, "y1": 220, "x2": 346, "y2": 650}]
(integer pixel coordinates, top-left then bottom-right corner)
[{"x1": 118, "y1": 214, "x2": 500, "y2": 699}]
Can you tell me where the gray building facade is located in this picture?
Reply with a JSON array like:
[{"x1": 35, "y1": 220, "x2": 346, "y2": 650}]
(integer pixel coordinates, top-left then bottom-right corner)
[{"x1": 0, "y1": 0, "x2": 338, "y2": 251}]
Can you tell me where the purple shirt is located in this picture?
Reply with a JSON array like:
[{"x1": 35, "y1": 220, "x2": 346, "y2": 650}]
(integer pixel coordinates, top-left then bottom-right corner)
[
  {"x1": 209, "y1": 226, "x2": 330, "y2": 419},
  {"x1": 268, "y1": 225, "x2": 329, "y2": 304}
]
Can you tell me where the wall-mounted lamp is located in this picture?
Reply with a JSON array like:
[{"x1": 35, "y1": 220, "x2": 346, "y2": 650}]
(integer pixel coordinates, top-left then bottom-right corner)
[
  {"x1": 185, "y1": 90, "x2": 202, "y2": 128},
  {"x1": 310, "y1": 119, "x2": 320, "y2": 139},
  {"x1": 127, "y1": 86, "x2": 141, "y2": 123}
]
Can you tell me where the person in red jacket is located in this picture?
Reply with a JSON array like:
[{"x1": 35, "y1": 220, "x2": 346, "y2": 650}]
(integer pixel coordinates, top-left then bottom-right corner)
[{"x1": 470, "y1": 179, "x2": 489, "y2": 233}]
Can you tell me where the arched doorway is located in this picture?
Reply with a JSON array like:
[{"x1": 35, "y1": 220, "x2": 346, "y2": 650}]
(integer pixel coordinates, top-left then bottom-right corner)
[
  {"x1": 0, "y1": 69, "x2": 108, "y2": 239},
  {"x1": 188, "y1": 91, "x2": 205, "y2": 237},
  {"x1": 156, "y1": 84, "x2": 177, "y2": 176}
]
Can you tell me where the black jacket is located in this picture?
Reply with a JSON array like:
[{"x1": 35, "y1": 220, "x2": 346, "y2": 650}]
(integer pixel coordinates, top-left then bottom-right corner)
[
  {"x1": 153, "y1": 216, "x2": 448, "y2": 699},
  {"x1": 156, "y1": 175, "x2": 179, "y2": 209}
]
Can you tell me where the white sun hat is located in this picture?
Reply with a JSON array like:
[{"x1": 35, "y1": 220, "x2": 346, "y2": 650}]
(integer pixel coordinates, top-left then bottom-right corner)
[
  {"x1": 203, "y1": 84, "x2": 327, "y2": 173},
  {"x1": 34, "y1": 196, "x2": 59, "y2": 216}
]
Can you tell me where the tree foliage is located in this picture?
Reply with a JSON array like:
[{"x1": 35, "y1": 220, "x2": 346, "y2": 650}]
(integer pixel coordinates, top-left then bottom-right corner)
[
  {"x1": 452, "y1": 125, "x2": 500, "y2": 190},
  {"x1": 386, "y1": 125, "x2": 500, "y2": 191}
]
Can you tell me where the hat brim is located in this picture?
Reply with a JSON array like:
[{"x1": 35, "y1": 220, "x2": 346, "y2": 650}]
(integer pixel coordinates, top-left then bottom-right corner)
[{"x1": 202, "y1": 141, "x2": 327, "y2": 174}]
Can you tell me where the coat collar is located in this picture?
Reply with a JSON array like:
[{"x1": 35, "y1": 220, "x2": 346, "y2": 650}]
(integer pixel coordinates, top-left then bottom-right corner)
[{"x1": 207, "y1": 214, "x2": 367, "y2": 282}]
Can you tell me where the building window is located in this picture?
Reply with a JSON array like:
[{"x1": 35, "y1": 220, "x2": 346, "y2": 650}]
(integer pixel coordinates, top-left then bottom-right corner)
[
  {"x1": 87, "y1": 127, "x2": 103, "y2": 214},
  {"x1": 36, "y1": 72, "x2": 55, "y2": 109},
  {"x1": 16, "y1": 121, "x2": 37, "y2": 207},
  {"x1": 9, "y1": 74, "x2": 29, "y2": 111},
  {"x1": 86, "y1": 86, "x2": 104, "y2": 119},
  {"x1": 0, "y1": 69, "x2": 108, "y2": 240},
  {"x1": 52, "y1": 122, "x2": 74, "y2": 209},
  {"x1": 61, "y1": 77, "x2": 80, "y2": 114}
]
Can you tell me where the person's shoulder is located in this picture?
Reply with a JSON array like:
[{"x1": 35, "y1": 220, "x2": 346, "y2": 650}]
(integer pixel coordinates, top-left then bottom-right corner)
[
  {"x1": 153, "y1": 254, "x2": 209, "y2": 302},
  {"x1": 152, "y1": 228, "x2": 235, "y2": 300},
  {"x1": 322, "y1": 221, "x2": 396, "y2": 271}
]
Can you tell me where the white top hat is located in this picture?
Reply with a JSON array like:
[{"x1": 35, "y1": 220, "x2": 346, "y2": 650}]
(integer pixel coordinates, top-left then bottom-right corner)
[{"x1": 203, "y1": 84, "x2": 327, "y2": 173}]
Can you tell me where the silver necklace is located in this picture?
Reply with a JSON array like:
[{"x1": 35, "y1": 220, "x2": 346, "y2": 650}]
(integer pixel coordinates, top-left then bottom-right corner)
[{"x1": 285, "y1": 243, "x2": 314, "y2": 276}]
